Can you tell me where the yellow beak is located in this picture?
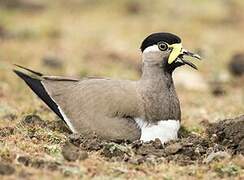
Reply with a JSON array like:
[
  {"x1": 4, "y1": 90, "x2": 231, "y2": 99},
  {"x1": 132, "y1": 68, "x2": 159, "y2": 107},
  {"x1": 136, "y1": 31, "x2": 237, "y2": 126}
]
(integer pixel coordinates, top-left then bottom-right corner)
[{"x1": 168, "y1": 43, "x2": 183, "y2": 64}]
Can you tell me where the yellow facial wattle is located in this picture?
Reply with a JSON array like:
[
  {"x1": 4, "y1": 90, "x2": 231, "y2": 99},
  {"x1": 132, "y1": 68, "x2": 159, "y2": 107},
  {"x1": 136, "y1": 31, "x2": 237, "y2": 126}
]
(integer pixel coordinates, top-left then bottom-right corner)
[{"x1": 168, "y1": 43, "x2": 182, "y2": 64}]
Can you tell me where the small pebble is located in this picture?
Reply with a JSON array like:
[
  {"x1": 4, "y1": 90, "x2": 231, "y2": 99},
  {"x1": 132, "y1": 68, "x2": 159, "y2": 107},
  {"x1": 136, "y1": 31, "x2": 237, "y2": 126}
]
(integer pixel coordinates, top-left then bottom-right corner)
[
  {"x1": 0, "y1": 163, "x2": 15, "y2": 175},
  {"x1": 42, "y1": 56, "x2": 63, "y2": 69},
  {"x1": 62, "y1": 142, "x2": 80, "y2": 161},
  {"x1": 101, "y1": 143, "x2": 128, "y2": 158},
  {"x1": 212, "y1": 86, "x2": 226, "y2": 96},
  {"x1": 126, "y1": 1, "x2": 143, "y2": 14},
  {"x1": 152, "y1": 138, "x2": 163, "y2": 149},
  {"x1": 17, "y1": 155, "x2": 31, "y2": 166},
  {"x1": 0, "y1": 127, "x2": 15, "y2": 137},
  {"x1": 21, "y1": 114, "x2": 46, "y2": 127},
  {"x1": 229, "y1": 53, "x2": 244, "y2": 76},
  {"x1": 164, "y1": 143, "x2": 182, "y2": 155},
  {"x1": 203, "y1": 151, "x2": 231, "y2": 164}
]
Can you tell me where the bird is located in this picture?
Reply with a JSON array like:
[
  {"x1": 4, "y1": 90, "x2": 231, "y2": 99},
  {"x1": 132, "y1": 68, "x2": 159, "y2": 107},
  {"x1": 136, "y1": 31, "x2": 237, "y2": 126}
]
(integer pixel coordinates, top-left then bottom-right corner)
[{"x1": 14, "y1": 32, "x2": 201, "y2": 143}]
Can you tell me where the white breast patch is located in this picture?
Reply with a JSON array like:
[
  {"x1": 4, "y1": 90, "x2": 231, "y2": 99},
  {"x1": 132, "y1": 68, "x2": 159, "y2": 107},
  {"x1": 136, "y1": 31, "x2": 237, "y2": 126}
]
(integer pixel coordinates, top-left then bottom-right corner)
[{"x1": 134, "y1": 118, "x2": 180, "y2": 143}]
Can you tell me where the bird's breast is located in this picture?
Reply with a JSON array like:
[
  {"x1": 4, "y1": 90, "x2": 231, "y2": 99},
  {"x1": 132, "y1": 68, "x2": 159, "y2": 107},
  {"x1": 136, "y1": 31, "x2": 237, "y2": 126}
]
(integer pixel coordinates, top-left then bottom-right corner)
[
  {"x1": 134, "y1": 118, "x2": 180, "y2": 143},
  {"x1": 139, "y1": 89, "x2": 181, "y2": 121}
]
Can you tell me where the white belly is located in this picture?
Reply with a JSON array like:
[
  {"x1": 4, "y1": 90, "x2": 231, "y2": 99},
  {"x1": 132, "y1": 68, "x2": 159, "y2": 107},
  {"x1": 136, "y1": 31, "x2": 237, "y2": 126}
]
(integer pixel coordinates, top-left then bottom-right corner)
[{"x1": 135, "y1": 118, "x2": 180, "y2": 143}]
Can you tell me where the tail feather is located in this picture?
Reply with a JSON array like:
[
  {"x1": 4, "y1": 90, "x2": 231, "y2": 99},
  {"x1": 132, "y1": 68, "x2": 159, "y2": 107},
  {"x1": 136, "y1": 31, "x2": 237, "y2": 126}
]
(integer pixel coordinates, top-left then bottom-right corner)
[
  {"x1": 14, "y1": 64, "x2": 43, "y2": 76},
  {"x1": 13, "y1": 70, "x2": 65, "y2": 122}
]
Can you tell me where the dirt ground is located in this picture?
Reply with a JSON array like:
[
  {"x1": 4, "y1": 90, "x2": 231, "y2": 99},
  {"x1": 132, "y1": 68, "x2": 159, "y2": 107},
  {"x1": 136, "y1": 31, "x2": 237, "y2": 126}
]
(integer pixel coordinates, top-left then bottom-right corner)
[
  {"x1": 0, "y1": 114, "x2": 243, "y2": 179},
  {"x1": 0, "y1": 0, "x2": 244, "y2": 179}
]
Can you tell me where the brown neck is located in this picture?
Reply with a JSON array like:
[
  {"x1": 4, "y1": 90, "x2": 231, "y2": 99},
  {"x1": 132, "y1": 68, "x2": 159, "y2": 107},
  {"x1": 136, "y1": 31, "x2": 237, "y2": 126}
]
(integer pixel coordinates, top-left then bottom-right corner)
[
  {"x1": 138, "y1": 59, "x2": 181, "y2": 122},
  {"x1": 140, "y1": 61, "x2": 172, "y2": 84}
]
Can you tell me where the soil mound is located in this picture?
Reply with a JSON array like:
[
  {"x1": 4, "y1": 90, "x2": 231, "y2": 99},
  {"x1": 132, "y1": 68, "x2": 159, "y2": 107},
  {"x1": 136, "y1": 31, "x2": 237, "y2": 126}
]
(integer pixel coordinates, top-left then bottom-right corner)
[{"x1": 62, "y1": 115, "x2": 244, "y2": 165}]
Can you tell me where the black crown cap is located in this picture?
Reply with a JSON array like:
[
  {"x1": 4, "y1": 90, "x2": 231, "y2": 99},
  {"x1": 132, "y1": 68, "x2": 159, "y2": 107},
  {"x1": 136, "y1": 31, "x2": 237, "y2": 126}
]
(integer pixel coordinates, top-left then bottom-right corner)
[{"x1": 140, "y1": 32, "x2": 181, "y2": 52}]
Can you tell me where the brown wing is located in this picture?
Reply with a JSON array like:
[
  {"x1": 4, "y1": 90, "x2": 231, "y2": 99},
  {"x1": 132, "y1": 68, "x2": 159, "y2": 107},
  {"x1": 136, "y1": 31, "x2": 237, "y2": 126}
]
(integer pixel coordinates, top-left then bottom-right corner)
[
  {"x1": 14, "y1": 65, "x2": 141, "y2": 140},
  {"x1": 42, "y1": 78, "x2": 141, "y2": 139}
]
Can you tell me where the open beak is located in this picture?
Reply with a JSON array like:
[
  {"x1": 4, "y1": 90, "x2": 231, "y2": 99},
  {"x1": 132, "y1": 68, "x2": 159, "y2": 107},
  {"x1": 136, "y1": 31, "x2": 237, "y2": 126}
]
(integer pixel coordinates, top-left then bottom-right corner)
[{"x1": 176, "y1": 49, "x2": 201, "y2": 70}]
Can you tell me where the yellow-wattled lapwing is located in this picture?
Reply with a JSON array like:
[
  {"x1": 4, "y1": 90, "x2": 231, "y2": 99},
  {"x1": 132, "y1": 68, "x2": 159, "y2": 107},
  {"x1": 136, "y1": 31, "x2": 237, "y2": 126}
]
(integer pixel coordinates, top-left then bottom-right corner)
[{"x1": 14, "y1": 32, "x2": 201, "y2": 143}]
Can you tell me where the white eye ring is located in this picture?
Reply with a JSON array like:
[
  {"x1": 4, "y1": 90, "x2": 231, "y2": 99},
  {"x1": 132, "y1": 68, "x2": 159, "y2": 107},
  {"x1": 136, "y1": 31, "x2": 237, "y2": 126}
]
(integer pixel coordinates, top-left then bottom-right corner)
[{"x1": 158, "y1": 42, "x2": 168, "y2": 51}]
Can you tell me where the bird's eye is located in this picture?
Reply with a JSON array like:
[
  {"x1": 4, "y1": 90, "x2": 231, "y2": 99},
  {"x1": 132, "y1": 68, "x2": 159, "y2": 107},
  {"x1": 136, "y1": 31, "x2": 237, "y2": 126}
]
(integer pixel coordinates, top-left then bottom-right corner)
[{"x1": 158, "y1": 42, "x2": 168, "y2": 51}]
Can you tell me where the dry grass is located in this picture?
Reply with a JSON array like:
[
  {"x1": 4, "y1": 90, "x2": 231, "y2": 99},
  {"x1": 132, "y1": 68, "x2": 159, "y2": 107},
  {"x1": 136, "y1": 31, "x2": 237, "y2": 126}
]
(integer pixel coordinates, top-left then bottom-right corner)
[{"x1": 0, "y1": 0, "x2": 243, "y2": 179}]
